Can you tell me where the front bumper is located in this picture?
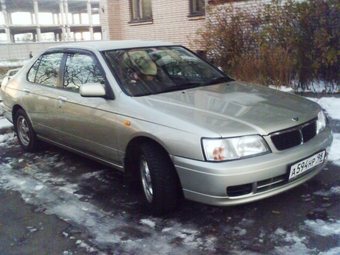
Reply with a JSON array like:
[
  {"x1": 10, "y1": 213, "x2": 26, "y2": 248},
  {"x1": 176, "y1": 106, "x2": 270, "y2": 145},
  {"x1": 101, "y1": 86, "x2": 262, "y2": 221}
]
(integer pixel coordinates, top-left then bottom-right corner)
[{"x1": 173, "y1": 125, "x2": 333, "y2": 206}]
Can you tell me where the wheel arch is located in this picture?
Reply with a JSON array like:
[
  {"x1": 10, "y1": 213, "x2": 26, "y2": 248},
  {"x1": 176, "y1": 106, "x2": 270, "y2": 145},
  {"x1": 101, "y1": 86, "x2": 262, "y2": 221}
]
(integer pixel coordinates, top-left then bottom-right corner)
[
  {"x1": 124, "y1": 136, "x2": 169, "y2": 174},
  {"x1": 12, "y1": 104, "x2": 25, "y2": 116},
  {"x1": 12, "y1": 105, "x2": 36, "y2": 130},
  {"x1": 12, "y1": 105, "x2": 25, "y2": 129},
  {"x1": 124, "y1": 136, "x2": 183, "y2": 194},
  {"x1": 12, "y1": 106, "x2": 40, "y2": 152}
]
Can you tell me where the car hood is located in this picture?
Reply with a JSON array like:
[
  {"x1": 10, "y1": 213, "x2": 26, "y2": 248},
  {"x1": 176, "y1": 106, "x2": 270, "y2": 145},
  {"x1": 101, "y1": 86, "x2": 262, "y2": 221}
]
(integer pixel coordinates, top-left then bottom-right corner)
[{"x1": 132, "y1": 81, "x2": 321, "y2": 137}]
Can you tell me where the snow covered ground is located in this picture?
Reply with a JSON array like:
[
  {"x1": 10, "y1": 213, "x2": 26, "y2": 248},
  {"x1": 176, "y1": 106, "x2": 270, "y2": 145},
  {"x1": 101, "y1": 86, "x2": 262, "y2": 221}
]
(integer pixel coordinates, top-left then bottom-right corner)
[
  {"x1": 308, "y1": 97, "x2": 340, "y2": 166},
  {"x1": 0, "y1": 95, "x2": 339, "y2": 254}
]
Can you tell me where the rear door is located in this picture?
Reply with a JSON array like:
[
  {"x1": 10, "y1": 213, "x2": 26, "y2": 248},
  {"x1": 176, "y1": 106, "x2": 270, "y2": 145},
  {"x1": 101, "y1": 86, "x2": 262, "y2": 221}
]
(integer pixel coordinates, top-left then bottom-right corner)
[{"x1": 24, "y1": 52, "x2": 64, "y2": 139}]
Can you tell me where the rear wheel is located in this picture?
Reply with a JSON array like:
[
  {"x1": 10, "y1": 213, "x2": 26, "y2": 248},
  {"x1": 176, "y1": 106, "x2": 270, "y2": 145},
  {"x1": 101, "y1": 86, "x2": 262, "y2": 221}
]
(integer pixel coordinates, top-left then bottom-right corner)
[
  {"x1": 14, "y1": 109, "x2": 39, "y2": 152},
  {"x1": 137, "y1": 142, "x2": 181, "y2": 215}
]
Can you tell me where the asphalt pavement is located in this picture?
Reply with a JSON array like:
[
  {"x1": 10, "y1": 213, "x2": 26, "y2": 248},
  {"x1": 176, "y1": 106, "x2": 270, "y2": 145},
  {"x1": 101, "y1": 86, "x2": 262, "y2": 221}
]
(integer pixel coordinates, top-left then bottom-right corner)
[
  {"x1": 0, "y1": 189, "x2": 81, "y2": 255},
  {"x1": 0, "y1": 103, "x2": 92, "y2": 254}
]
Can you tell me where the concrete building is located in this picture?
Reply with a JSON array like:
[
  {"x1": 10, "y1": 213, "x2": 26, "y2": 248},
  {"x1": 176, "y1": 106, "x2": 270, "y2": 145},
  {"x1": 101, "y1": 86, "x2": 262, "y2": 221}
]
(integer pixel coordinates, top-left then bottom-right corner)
[
  {"x1": 0, "y1": 0, "x2": 101, "y2": 43},
  {"x1": 99, "y1": 0, "x2": 207, "y2": 51},
  {"x1": 0, "y1": 0, "x2": 209, "y2": 61}
]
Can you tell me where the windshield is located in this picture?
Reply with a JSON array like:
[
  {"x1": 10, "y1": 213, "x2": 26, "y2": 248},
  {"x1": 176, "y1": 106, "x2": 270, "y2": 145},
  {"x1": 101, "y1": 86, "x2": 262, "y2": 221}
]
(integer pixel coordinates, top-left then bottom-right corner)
[{"x1": 103, "y1": 46, "x2": 232, "y2": 96}]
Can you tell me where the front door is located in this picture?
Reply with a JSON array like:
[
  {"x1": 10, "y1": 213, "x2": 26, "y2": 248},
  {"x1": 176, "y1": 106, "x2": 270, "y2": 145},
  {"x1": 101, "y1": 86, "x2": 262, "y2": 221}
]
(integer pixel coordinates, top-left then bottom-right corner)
[{"x1": 56, "y1": 52, "x2": 120, "y2": 165}]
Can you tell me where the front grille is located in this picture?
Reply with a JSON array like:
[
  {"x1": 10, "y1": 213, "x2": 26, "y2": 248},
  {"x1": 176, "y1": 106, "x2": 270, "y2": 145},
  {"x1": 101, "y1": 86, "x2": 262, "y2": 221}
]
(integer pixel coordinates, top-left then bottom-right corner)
[
  {"x1": 302, "y1": 121, "x2": 317, "y2": 142},
  {"x1": 270, "y1": 120, "x2": 317, "y2": 151}
]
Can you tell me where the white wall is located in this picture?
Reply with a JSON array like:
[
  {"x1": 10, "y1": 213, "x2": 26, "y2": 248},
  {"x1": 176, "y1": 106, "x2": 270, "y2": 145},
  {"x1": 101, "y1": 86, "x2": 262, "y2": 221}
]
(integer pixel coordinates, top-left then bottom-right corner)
[{"x1": 0, "y1": 41, "x2": 90, "y2": 62}]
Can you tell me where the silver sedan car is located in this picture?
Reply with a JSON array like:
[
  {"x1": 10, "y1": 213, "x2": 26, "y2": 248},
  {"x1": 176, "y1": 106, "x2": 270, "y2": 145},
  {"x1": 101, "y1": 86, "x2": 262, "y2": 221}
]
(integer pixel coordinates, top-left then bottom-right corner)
[
  {"x1": 0, "y1": 41, "x2": 333, "y2": 214},
  {"x1": 1, "y1": 67, "x2": 21, "y2": 88}
]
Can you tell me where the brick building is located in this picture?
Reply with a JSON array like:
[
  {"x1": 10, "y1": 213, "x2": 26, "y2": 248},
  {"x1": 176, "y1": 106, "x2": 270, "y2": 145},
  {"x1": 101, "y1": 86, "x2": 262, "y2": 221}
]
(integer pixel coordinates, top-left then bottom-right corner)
[{"x1": 99, "y1": 0, "x2": 206, "y2": 51}]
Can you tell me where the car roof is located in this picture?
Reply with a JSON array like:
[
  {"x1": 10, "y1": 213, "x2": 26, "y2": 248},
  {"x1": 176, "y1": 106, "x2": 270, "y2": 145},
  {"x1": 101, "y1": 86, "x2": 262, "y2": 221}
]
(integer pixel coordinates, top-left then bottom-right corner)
[{"x1": 47, "y1": 40, "x2": 176, "y2": 52}]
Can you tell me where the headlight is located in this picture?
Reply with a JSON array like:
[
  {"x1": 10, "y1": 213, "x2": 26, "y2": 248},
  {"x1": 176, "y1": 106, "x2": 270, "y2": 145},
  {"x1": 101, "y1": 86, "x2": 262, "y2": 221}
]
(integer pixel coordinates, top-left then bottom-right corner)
[
  {"x1": 316, "y1": 110, "x2": 327, "y2": 134},
  {"x1": 202, "y1": 135, "x2": 270, "y2": 162}
]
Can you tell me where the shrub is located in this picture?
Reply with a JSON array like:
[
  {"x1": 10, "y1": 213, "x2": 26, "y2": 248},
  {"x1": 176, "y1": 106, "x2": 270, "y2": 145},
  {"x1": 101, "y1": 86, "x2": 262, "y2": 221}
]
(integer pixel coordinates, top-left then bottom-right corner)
[
  {"x1": 295, "y1": 0, "x2": 340, "y2": 91},
  {"x1": 196, "y1": 0, "x2": 340, "y2": 91}
]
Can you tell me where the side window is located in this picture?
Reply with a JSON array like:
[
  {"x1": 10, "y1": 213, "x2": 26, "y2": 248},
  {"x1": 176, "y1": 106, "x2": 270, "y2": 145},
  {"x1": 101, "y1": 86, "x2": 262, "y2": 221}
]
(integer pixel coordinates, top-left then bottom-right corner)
[
  {"x1": 63, "y1": 53, "x2": 104, "y2": 91},
  {"x1": 190, "y1": 0, "x2": 205, "y2": 16},
  {"x1": 130, "y1": 0, "x2": 152, "y2": 21},
  {"x1": 27, "y1": 53, "x2": 63, "y2": 87}
]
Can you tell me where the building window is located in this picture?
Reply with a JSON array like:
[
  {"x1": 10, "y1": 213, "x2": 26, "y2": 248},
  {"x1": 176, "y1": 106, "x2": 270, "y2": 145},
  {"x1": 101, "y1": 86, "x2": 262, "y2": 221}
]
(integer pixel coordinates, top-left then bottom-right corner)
[
  {"x1": 130, "y1": 0, "x2": 153, "y2": 22},
  {"x1": 190, "y1": 0, "x2": 205, "y2": 16}
]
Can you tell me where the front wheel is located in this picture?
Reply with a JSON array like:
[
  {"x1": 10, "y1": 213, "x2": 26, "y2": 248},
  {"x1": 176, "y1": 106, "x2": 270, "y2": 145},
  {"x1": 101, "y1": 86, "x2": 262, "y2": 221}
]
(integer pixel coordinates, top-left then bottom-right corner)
[
  {"x1": 137, "y1": 142, "x2": 181, "y2": 215},
  {"x1": 14, "y1": 109, "x2": 39, "y2": 152}
]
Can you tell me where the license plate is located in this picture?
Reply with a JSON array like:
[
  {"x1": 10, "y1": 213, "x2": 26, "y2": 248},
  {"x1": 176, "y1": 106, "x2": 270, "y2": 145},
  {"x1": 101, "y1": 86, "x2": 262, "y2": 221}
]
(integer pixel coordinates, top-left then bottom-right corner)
[{"x1": 289, "y1": 151, "x2": 325, "y2": 180}]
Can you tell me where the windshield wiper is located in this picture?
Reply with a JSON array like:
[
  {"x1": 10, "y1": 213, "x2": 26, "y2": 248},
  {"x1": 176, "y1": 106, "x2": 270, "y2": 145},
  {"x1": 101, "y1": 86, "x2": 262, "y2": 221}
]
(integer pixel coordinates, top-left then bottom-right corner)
[
  {"x1": 158, "y1": 82, "x2": 201, "y2": 94},
  {"x1": 153, "y1": 77, "x2": 233, "y2": 95},
  {"x1": 204, "y1": 76, "x2": 234, "y2": 86}
]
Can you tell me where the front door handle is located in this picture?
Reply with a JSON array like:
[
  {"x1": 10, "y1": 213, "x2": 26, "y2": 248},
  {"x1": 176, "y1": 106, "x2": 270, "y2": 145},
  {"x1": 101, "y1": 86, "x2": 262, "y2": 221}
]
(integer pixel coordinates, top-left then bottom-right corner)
[{"x1": 58, "y1": 96, "x2": 67, "y2": 108}]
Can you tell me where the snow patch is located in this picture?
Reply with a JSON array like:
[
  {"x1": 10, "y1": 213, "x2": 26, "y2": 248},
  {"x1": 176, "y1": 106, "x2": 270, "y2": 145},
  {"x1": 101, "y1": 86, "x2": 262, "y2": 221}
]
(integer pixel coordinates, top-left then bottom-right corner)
[
  {"x1": 81, "y1": 171, "x2": 104, "y2": 180},
  {"x1": 0, "y1": 118, "x2": 13, "y2": 130},
  {"x1": 140, "y1": 218, "x2": 156, "y2": 229},
  {"x1": 311, "y1": 97, "x2": 340, "y2": 120},
  {"x1": 34, "y1": 184, "x2": 44, "y2": 191},
  {"x1": 319, "y1": 247, "x2": 340, "y2": 255},
  {"x1": 269, "y1": 85, "x2": 294, "y2": 93},
  {"x1": 272, "y1": 228, "x2": 316, "y2": 254},
  {"x1": 314, "y1": 186, "x2": 340, "y2": 197},
  {"x1": 328, "y1": 134, "x2": 340, "y2": 166},
  {"x1": 234, "y1": 226, "x2": 247, "y2": 236},
  {"x1": 0, "y1": 132, "x2": 16, "y2": 147},
  {"x1": 305, "y1": 219, "x2": 340, "y2": 236}
]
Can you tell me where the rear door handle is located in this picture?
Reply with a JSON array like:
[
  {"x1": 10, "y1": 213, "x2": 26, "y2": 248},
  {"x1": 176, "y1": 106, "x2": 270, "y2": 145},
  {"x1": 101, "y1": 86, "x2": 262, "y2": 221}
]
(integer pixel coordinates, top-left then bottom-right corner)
[{"x1": 23, "y1": 89, "x2": 30, "y2": 93}]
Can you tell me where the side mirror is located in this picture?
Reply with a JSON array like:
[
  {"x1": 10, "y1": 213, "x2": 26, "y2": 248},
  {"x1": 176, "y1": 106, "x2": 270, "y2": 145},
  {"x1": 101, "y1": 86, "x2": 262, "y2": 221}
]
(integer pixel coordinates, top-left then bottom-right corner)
[{"x1": 79, "y1": 83, "x2": 106, "y2": 97}]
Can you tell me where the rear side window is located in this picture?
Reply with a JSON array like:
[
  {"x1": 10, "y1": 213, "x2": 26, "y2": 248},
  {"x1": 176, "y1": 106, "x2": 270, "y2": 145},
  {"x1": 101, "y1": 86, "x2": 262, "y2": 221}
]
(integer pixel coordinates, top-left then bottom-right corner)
[
  {"x1": 63, "y1": 53, "x2": 105, "y2": 91},
  {"x1": 27, "y1": 53, "x2": 63, "y2": 87}
]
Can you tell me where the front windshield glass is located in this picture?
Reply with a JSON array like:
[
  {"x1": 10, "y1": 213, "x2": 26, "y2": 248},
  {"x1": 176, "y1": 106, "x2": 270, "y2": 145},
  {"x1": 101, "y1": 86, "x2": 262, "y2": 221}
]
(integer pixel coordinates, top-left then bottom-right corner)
[{"x1": 104, "y1": 46, "x2": 231, "y2": 96}]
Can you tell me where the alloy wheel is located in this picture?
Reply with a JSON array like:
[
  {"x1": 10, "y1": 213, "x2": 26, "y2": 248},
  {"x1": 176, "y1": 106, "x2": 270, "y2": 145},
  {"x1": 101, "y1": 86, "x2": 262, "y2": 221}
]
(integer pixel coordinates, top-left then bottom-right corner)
[
  {"x1": 140, "y1": 155, "x2": 153, "y2": 203},
  {"x1": 17, "y1": 116, "x2": 30, "y2": 146}
]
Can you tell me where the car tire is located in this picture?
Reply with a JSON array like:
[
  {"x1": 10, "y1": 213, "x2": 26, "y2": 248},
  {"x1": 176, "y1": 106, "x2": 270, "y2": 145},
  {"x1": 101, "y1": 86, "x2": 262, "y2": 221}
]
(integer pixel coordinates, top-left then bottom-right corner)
[
  {"x1": 14, "y1": 109, "x2": 39, "y2": 152},
  {"x1": 137, "y1": 142, "x2": 181, "y2": 215}
]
